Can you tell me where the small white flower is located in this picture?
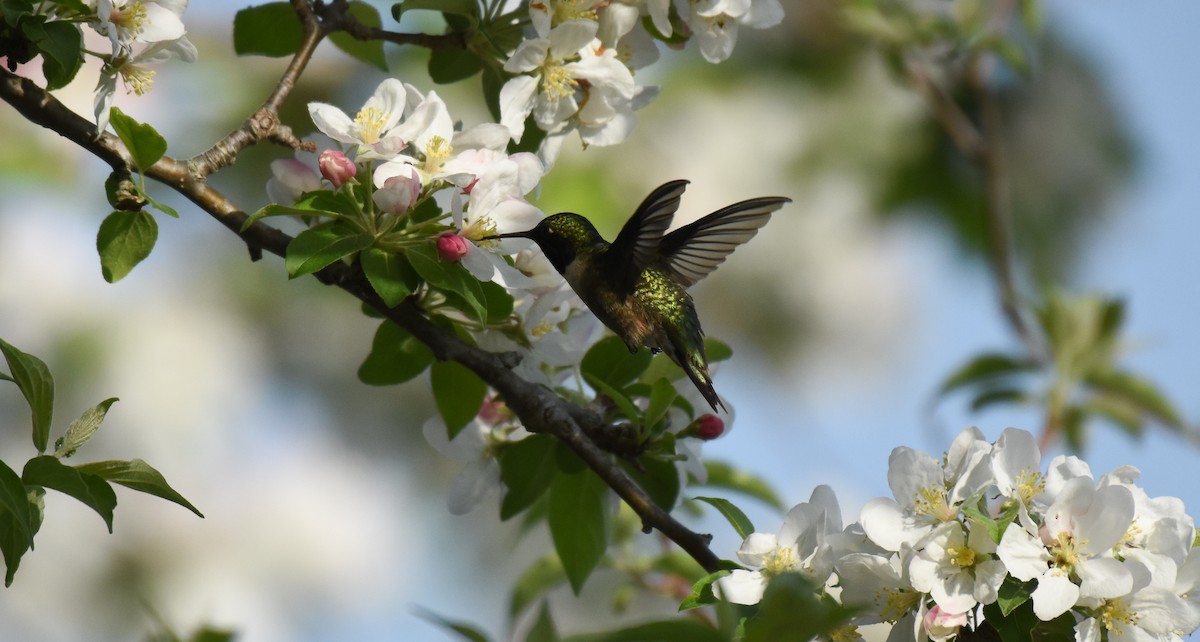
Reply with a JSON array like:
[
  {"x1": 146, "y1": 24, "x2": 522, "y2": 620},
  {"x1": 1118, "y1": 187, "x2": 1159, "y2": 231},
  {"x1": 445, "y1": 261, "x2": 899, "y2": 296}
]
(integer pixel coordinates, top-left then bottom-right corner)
[
  {"x1": 308, "y1": 79, "x2": 410, "y2": 160},
  {"x1": 93, "y1": 35, "x2": 197, "y2": 131},
  {"x1": 908, "y1": 520, "x2": 1006, "y2": 613},
  {"x1": 93, "y1": 0, "x2": 188, "y2": 51},
  {"x1": 265, "y1": 155, "x2": 322, "y2": 205},
  {"x1": 716, "y1": 485, "x2": 842, "y2": 605}
]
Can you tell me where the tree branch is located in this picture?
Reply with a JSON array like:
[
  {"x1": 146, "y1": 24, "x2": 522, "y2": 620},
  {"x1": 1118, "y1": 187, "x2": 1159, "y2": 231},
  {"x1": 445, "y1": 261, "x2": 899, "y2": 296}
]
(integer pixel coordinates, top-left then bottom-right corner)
[{"x1": 0, "y1": 67, "x2": 722, "y2": 574}]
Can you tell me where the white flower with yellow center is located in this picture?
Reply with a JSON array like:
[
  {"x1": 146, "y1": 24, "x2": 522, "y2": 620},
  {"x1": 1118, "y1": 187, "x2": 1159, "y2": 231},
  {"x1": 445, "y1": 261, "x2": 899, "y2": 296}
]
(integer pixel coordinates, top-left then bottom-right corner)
[
  {"x1": 909, "y1": 520, "x2": 1007, "y2": 613},
  {"x1": 93, "y1": 35, "x2": 196, "y2": 131},
  {"x1": 860, "y1": 427, "x2": 993, "y2": 553},
  {"x1": 997, "y1": 477, "x2": 1136, "y2": 621},
  {"x1": 93, "y1": 0, "x2": 187, "y2": 51},
  {"x1": 716, "y1": 485, "x2": 842, "y2": 605},
  {"x1": 308, "y1": 79, "x2": 410, "y2": 160}
]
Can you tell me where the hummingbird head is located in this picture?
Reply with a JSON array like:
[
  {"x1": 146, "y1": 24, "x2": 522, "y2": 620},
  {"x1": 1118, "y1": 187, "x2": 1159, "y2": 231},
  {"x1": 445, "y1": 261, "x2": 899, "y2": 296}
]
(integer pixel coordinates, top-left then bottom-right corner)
[{"x1": 488, "y1": 213, "x2": 604, "y2": 274}]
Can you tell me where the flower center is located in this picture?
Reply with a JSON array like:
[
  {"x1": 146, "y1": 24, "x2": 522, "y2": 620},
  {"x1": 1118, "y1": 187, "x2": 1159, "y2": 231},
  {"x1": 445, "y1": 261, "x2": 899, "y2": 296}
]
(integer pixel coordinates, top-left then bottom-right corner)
[
  {"x1": 1049, "y1": 531, "x2": 1084, "y2": 571},
  {"x1": 913, "y1": 486, "x2": 956, "y2": 521},
  {"x1": 531, "y1": 321, "x2": 554, "y2": 337},
  {"x1": 947, "y1": 545, "x2": 976, "y2": 568},
  {"x1": 1100, "y1": 597, "x2": 1138, "y2": 635},
  {"x1": 120, "y1": 64, "x2": 156, "y2": 95},
  {"x1": 878, "y1": 587, "x2": 921, "y2": 623},
  {"x1": 759, "y1": 547, "x2": 798, "y2": 579},
  {"x1": 423, "y1": 136, "x2": 453, "y2": 176},
  {"x1": 829, "y1": 624, "x2": 862, "y2": 642},
  {"x1": 552, "y1": 0, "x2": 597, "y2": 25},
  {"x1": 112, "y1": 2, "x2": 150, "y2": 38},
  {"x1": 354, "y1": 106, "x2": 387, "y2": 145},
  {"x1": 1014, "y1": 469, "x2": 1045, "y2": 506},
  {"x1": 540, "y1": 62, "x2": 578, "y2": 101}
]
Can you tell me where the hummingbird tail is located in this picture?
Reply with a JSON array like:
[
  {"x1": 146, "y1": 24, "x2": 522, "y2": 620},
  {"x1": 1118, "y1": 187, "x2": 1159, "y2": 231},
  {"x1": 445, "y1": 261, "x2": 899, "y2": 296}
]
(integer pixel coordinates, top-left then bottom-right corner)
[{"x1": 683, "y1": 353, "x2": 726, "y2": 414}]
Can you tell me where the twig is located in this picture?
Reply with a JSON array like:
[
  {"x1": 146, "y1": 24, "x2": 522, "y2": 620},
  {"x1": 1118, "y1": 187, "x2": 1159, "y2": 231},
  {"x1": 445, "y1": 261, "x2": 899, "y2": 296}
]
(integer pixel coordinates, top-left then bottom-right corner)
[{"x1": 0, "y1": 67, "x2": 722, "y2": 574}]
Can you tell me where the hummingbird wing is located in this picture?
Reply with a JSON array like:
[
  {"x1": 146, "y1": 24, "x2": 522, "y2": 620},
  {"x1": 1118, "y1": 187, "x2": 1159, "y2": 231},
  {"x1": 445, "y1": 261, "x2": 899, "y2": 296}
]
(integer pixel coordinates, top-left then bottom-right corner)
[
  {"x1": 657, "y1": 196, "x2": 791, "y2": 288},
  {"x1": 607, "y1": 180, "x2": 690, "y2": 290}
]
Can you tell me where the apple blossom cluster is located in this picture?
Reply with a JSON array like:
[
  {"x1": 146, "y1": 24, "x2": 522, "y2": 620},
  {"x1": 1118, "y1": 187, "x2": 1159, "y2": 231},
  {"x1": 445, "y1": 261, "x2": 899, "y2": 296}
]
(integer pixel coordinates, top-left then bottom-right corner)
[
  {"x1": 500, "y1": 0, "x2": 785, "y2": 166},
  {"x1": 88, "y1": 0, "x2": 197, "y2": 131},
  {"x1": 716, "y1": 427, "x2": 1200, "y2": 642}
]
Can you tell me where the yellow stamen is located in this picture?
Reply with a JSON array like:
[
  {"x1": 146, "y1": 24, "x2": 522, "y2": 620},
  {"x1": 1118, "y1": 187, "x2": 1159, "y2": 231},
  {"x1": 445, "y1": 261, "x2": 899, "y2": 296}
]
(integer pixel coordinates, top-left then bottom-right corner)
[
  {"x1": 947, "y1": 545, "x2": 976, "y2": 568},
  {"x1": 120, "y1": 65, "x2": 155, "y2": 95},
  {"x1": 1099, "y1": 597, "x2": 1138, "y2": 635},
  {"x1": 878, "y1": 587, "x2": 921, "y2": 623},
  {"x1": 423, "y1": 136, "x2": 453, "y2": 175},
  {"x1": 759, "y1": 547, "x2": 799, "y2": 579},
  {"x1": 912, "y1": 486, "x2": 956, "y2": 522},
  {"x1": 1014, "y1": 469, "x2": 1046, "y2": 506},
  {"x1": 354, "y1": 106, "x2": 387, "y2": 145},
  {"x1": 541, "y1": 62, "x2": 578, "y2": 101}
]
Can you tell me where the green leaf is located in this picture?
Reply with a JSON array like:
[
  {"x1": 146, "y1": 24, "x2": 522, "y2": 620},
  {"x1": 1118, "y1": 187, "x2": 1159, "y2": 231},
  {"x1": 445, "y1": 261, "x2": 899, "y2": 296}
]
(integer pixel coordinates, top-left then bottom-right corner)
[
  {"x1": 0, "y1": 338, "x2": 55, "y2": 453},
  {"x1": 144, "y1": 193, "x2": 180, "y2": 219},
  {"x1": 328, "y1": 1, "x2": 387, "y2": 70},
  {"x1": 1085, "y1": 369, "x2": 1184, "y2": 429},
  {"x1": 108, "y1": 107, "x2": 167, "y2": 170},
  {"x1": 233, "y1": 2, "x2": 303, "y2": 57},
  {"x1": 97, "y1": 210, "x2": 158, "y2": 283},
  {"x1": 582, "y1": 336, "x2": 652, "y2": 389},
  {"x1": 479, "y1": 281, "x2": 515, "y2": 324},
  {"x1": 413, "y1": 607, "x2": 492, "y2": 642},
  {"x1": 694, "y1": 496, "x2": 754, "y2": 539},
  {"x1": 643, "y1": 378, "x2": 678, "y2": 429},
  {"x1": 55, "y1": 397, "x2": 118, "y2": 458},
  {"x1": 32, "y1": 20, "x2": 83, "y2": 90},
  {"x1": 562, "y1": 619, "x2": 727, "y2": 642},
  {"x1": 431, "y1": 360, "x2": 488, "y2": 439},
  {"x1": 429, "y1": 46, "x2": 484, "y2": 84},
  {"x1": 679, "y1": 571, "x2": 730, "y2": 611},
  {"x1": 0, "y1": 487, "x2": 43, "y2": 587},
  {"x1": 74, "y1": 459, "x2": 203, "y2": 518},
  {"x1": 983, "y1": 596, "x2": 1039, "y2": 642},
  {"x1": 22, "y1": 456, "x2": 116, "y2": 532},
  {"x1": 995, "y1": 575, "x2": 1034, "y2": 617},
  {"x1": 621, "y1": 457, "x2": 680, "y2": 511},
  {"x1": 584, "y1": 375, "x2": 642, "y2": 423},
  {"x1": 548, "y1": 469, "x2": 609, "y2": 594},
  {"x1": 357, "y1": 321, "x2": 434, "y2": 385},
  {"x1": 241, "y1": 202, "x2": 345, "y2": 232},
  {"x1": 0, "y1": 459, "x2": 34, "y2": 549},
  {"x1": 525, "y1": 602, "x2": 558, "y2": 642},
  {"x1": 408, "y1": 244, "x2": 489, "y2": 322},
  {"x1": 362, "y1": 248, "x2": 420, "y2": 308},
  {"x1": 285, "y1": 223, "x2": 373, "y2": 278},
  {"x1": 937, "y1": 352, "x2": 1038, "y2": 397},
  {"x1": 700, "y1": 461, "x2": 785, "y2": 511},
  {"x1": 510, "y1": 554, "x2": 566, "y2": 619},
  {"x1": 499, "y1": 435, "x2": 559, "y2": 520},
  {"x1": 969, "y1": 387, "x2": 1030, "y2": 413},
  {"x1": 744, "y1": 574, "x2": 855, "y2": 642},
  {"x1": 400, "y1": 0, "x2": 479, "y2": 19}
]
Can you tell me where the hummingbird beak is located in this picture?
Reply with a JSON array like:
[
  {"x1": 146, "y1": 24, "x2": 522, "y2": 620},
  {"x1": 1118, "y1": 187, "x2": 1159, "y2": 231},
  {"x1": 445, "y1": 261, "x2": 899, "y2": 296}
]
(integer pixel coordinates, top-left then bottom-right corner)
[{"x1": 482, "y1": 231, "x2": 532, "y2": 241}]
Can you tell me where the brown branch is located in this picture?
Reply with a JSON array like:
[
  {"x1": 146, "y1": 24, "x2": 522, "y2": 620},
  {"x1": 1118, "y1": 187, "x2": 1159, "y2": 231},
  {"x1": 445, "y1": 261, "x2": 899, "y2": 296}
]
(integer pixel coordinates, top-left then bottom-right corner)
[
  {"x1": 312, "y1": 0, "x2": 467, "y2": 50},
  {"x1": 0, "y1": 67, "x2": 721, "y2": 574},
  {"x1": 190, "y1": 0, "x2": 326, "y2": 177}
]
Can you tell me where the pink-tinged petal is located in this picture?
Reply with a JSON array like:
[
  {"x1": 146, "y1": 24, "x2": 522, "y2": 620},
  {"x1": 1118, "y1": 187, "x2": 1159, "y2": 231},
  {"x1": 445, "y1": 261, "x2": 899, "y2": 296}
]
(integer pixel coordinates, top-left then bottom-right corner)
[
  {"x1": 499, "y1": 75, "x2": 540, "y2": 141},
  {"x1": 1077, "y1": 557, "x2": 1132, "y2": 599},
  {"x1": 504, "y1": 39, "x2": 551, "y2": 73},
  {"x1": 715, "y1": 569, "x2": 768, "y2": 606},
  {"x1": 1031, "y1": 569, "x2": 1079, "y2": 620},
  {"x1": 308, "y1": 103, "x2": 357, "y2": 144},
  {"x1": 548, "y1": 20, "x2": 600, "y2": 59}
]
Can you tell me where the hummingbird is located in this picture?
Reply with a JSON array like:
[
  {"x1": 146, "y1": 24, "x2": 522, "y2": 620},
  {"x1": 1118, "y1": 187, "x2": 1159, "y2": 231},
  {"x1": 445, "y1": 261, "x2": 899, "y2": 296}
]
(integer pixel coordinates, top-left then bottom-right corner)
[{"x1": 488, "y1": 180, "x2": 790, "y2": 413}]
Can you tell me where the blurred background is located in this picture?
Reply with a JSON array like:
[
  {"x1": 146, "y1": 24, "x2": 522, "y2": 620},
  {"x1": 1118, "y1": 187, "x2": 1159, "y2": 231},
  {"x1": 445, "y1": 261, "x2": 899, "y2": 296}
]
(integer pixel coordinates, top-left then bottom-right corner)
[{"x1": 0, "y1": 0, "x2": 1198, "y2": 639}]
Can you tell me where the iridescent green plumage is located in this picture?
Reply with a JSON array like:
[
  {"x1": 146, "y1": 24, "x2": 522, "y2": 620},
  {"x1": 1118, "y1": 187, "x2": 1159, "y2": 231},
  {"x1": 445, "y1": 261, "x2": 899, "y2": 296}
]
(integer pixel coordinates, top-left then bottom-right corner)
[{"x1": 492, "y1": 180, "x2": 791, "y2": 412}]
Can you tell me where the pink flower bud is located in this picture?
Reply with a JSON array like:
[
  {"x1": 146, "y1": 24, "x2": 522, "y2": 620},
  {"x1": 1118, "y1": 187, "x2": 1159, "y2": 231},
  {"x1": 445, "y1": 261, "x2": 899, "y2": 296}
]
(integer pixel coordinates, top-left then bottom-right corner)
[
  {"x1": 266, "y1": 157, "x2": 321, "y2": 204},
  {"x1": 318, "y1": 150, "x2": 357, "y2": 188},
  {"x1": 437, "y1": 232, "x2": 470, "y2": 262},
  {"x1": 922, "y1": 605, "x2": 967, "y2": 642},
  {"x1": 693, "y1": 414, "x2": 724, "y2": 440}
]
